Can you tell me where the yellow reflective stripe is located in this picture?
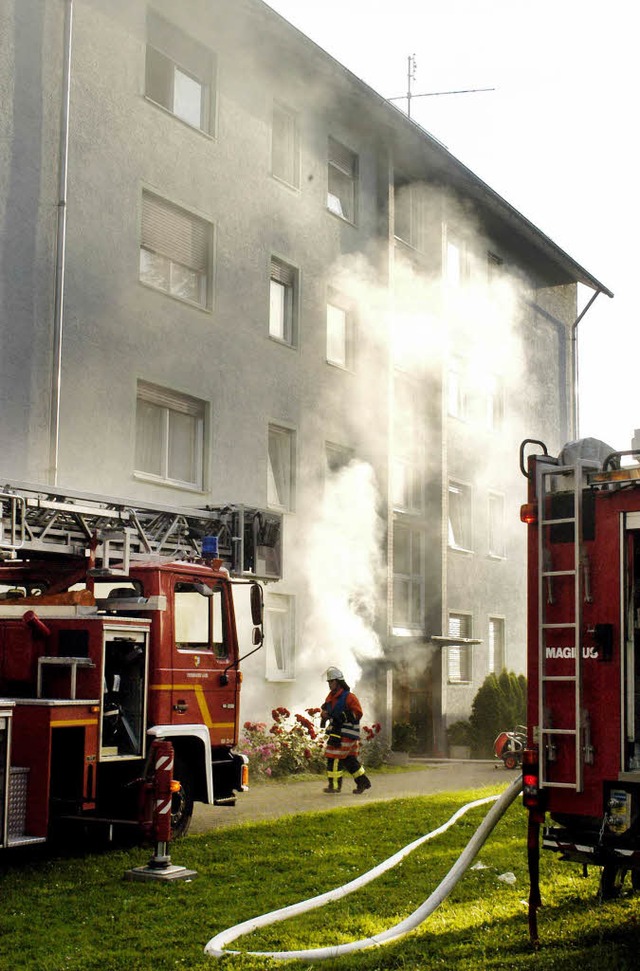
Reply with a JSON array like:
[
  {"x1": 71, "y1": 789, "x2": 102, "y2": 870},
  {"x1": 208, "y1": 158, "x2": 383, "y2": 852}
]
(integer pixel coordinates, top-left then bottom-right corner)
[
  {"x1": 149, "y1": 683, "x2": 235, "y2": 730},
  {"x1": 50, "y1": 718, "x2": 99, "y2": 728}
]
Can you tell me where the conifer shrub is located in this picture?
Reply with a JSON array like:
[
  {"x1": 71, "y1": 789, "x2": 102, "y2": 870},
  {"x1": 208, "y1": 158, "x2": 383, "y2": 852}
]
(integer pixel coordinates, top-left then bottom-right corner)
[{"x1": 468, "y1": 670, "x2": 527, "y2": 758}]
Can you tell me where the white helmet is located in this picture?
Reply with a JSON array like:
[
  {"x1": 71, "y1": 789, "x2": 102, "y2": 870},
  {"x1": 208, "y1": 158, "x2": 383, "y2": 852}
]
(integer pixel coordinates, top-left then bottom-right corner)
[{"x1": 325, "y1": 666, "x2": 344, "y2": 681}]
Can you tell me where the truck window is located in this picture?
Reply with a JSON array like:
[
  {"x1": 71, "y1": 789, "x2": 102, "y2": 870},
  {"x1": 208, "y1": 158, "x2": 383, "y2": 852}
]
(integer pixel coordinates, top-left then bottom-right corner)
[{"x1": 174, "y1": 583, "x2": 226, "y2": 658}]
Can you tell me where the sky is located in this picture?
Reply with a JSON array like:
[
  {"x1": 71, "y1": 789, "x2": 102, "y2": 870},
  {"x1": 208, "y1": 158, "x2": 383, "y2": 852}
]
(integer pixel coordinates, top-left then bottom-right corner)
[{"x1": 264, "y1": 0, "x2": 637, "y2": 451}]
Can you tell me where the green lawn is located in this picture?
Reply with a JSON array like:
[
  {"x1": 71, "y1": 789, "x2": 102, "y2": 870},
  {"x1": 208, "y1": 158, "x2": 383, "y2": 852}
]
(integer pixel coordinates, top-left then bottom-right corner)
[{"x1": 2, "y1": 784, "x2": 639, "y2": 970}]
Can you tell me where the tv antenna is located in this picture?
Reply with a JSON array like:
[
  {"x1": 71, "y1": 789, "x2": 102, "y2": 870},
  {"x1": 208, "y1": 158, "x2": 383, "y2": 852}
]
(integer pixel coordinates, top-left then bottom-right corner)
[{"x1": 388, "y1": 55, "x2": 495, "y2": 118}]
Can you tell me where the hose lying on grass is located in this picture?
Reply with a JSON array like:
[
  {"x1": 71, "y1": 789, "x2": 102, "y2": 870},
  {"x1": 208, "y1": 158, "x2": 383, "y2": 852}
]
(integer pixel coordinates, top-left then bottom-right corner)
[{"x1": 204, "y1": 774, "x2": 523, "y2": 962}]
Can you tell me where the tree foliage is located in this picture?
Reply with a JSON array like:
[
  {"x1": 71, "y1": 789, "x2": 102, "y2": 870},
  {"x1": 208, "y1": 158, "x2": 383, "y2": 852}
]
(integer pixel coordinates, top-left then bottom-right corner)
[{"x1": 468, "y1": 670, "x2": 527, "y2": 758}]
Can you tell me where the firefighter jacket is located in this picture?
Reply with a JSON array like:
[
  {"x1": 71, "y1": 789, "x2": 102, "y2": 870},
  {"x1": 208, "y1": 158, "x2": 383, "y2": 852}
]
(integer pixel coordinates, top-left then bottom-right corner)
[{"x1": 322, "y1": 687, "x2": 363, "y2": 759}]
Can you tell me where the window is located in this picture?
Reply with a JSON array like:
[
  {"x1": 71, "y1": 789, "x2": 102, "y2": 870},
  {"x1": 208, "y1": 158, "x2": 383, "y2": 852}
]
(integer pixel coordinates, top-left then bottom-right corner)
[
  {"x1": 269, "y1": 258, "x2": 297, "y2": 345},
  {"x1": 486, "y1": 374, "x2": 504, "y2": 431},
  {"x1": 326, "y1": 293, "x2": 354, "y2": 369},
  {"x1": 447, "y1": 357, "x2": 467, "y2": 420},
  {"x1": 394, "y1": 179, "x2": 430, "y2": 251},
  {"x1": 392, "y1": 523, "x2": 424, "y2": 632},
  {"x1": 326, "y1": 442, "x2": 354, "y2": 476},
  {"x1": 145, "y1": 13, "x2": 214, "y2": 132},
  {"x1": 272, "y1": 103, "x2": 300, "y2": 188},
  {"x1": 448, "y1": 481, "x2": 472, "y2": 551},
  {"x1": 265, "y1": 594, "x2": 295, "y2": 679},
  {"x1": 174, "y1": 582, "x2": 226, "y2": 658},
  {"x1": 488, "y1": 492, "x2": 505, "y2": 557},
  {"x1": 268, "y1": 424, "x2": 295, "y2": 510},
  {"x1": 444, "y1": 230, "x2": 470, "y2": 288},
  {"x1": 447, "y1": 613, "x2": 472, "y2": 683},
  {"x1": 135, "y1": 381, "x2": 206, "y2": 489},
  {"x1": 488, "y1": 616, "x2": 505, "y2": 674},
  {"x1": 327, "y1": 137, "x2": 357, "y2": 223},
  {"x1": 140, "y1": 191, "x2": 212, "y2": 307},
  {"x1": 392, "y1": 375, "x2": 423, "y2": 513}
]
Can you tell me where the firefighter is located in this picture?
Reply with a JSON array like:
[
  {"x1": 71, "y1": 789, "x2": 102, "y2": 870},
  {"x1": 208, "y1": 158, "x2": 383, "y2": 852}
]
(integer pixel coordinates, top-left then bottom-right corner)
[{"x1": 320, "y1": 666, "x2": 371, "y2": 795}]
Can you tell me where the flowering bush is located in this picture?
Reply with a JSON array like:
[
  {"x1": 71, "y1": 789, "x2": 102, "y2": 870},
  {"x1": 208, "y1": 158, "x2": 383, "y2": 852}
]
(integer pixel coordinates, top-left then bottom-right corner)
[
  {"x1": 237, "y1": 709, "x2": 390, "y2": 779},
  {"x1": 236, "y1": 707, "x2": 326, "y2": 779},
  {"x1": 360, "y1": 722, "x2": 390, "y2": 768}
]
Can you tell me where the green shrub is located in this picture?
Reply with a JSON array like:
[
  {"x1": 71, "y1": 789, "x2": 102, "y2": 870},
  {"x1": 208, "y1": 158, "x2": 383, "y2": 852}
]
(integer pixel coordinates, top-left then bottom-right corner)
[
  {"x1": 391, "y1": 721, "x2": 418, "y2": 753},
  {"x1": 446, "y1": 719, "x2": 472, "y2": 747},
  {"x1": 468, "y1": 670, "x2": 527, "y2": 758}
]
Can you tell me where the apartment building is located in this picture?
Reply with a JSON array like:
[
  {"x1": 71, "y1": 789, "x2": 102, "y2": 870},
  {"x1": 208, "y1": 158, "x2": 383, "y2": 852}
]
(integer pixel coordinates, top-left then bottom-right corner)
[{"x1": 0, "y1": 0, "x2": 610, "y2": 752}]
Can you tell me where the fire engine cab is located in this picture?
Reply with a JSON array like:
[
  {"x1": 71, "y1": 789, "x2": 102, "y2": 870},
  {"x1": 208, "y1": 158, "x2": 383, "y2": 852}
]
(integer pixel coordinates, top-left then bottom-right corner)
[
  {"x1": 520, "y1": 437, "x2": 640, "y2": 933},
  {"x1": 0, "y1": 479, "x2": 281, "y2": 851}
]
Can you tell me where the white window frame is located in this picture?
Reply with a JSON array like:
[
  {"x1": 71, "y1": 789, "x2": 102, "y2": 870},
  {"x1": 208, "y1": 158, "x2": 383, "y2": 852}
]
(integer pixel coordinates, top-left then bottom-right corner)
[
  {"x1": 488, "y1": 615, "x2": 506, "y2": 674},
  {"x1": 394, "y1": 179, "x2": 430, "y2": 252},
  {"x1": 486, "y1": 374, "x2": 505, "y2": 431},
  {"x1": 327, "y1": 137, "x2": 357, "y2": 224},
  {"x1": 267, "y1": 424, "x2": 296, "y2": 511},
  {"x1": 269, "y1": 257, "x2": 297, "y2": 345},
  {"x1": 488, "y1": 492, "x2": 506, "y2": 558},
  {"x1": 139, "y1": 191, "x2": 212, "y2": 309},
  {"x1": 392, "y1": 522, "x2": 424, "y2": 634},
  {"x1": 447, "y1": 612, "x2": 473, "y2": 684},
  {"x1": 392, "y1": 374, "x2": 424, "y2": 514},
  {"x1": 447, "y1": 357, "x2": 468, "y2": 420},
  {"x1": 326, "y1": 293, "x2": 354, "y2": 369},
  {"x1": 271, "y1": 102, "x2": 300, "y2": 188},
  {"x1": 135, "y1": 381, "x2": 206, "y2": 491},
  {"x1": 265, "y1": 594, "x2": 295, "y2": 680},
  {"x1": 448, "y1": 480, "x2": 473, "y2": 552},
  {"x1": 144, "y1": 14, "x2": 214, "y2": 134}
]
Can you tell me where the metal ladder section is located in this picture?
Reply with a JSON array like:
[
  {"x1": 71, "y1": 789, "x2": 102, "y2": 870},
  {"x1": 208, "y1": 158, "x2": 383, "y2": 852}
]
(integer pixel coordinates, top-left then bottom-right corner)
[
  {"x1": 0, "y1": 479, "x2": 282, "y2": 579},
  {"x1": 537, "y1": 457, "x2": 598, "y2": 792}
]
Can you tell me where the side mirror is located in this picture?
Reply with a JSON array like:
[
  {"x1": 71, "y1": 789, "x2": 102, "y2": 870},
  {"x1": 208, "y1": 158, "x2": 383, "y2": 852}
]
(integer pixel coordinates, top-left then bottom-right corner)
[
  {"x1": 250, "y1": 582, "x2": 263, "y2": 626},
  {"x1": 252, "y1": 626, "x2": 263, "y2": 647}
]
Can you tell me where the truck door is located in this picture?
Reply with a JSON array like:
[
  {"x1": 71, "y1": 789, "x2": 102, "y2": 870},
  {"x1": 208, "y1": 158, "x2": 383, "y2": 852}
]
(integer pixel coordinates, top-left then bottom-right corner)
[{"x1": 172, "y1": 581, "x2": 238, "y2": 745}]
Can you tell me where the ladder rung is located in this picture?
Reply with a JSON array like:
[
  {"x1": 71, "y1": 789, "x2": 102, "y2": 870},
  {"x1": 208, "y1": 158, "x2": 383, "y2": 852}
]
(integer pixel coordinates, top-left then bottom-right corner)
[
  {"x1": 541, "y1": 517, "x2": 575, "y2": 526},
  {"x1": 542, "y1": 570, "x2": 576, "y2": 577},
  {"x1": 542, "y1": 622, "x2": 576, "y2": 629},
  {"x1": 542, "y1": 781, "x2": 578, "y2": 790},
  {"x1": 542, "y1": 675, "x2": 577, "y2": 683},
  {"x1": 541, "y1": 728, "x2": 578, "y2": 736}
]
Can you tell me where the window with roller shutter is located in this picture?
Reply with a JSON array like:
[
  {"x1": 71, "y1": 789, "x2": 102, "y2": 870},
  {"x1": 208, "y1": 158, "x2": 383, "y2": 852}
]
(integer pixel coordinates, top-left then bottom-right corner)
[{"x1": 139, "y1": 191, "x2": 212, "y2": 308}]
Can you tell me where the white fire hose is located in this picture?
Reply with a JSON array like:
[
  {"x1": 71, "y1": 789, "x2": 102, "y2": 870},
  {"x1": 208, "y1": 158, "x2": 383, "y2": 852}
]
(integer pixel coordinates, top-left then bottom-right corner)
[{"x1": 204, "y1": 774, "x2": 523, "y2": 962}]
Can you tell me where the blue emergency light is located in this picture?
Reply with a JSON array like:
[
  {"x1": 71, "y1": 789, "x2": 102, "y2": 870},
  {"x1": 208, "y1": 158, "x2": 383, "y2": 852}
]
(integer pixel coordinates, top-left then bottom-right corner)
[{"x1": 202, "y1": 535, "x2": 219, "y2": 557}]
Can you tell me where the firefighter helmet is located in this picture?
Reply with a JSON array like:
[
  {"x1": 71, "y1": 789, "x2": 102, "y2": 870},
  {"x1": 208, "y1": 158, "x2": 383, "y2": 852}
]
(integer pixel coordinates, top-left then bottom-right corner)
[{"x1": 325, "y1": 666, "x2": 344, "y2": 681}]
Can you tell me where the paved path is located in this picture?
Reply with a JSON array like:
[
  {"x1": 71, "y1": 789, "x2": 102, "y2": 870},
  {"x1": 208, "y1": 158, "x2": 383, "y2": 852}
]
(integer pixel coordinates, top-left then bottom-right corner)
[{"x1": 191, "y1": 760, "x2": 513, "y2": 834}]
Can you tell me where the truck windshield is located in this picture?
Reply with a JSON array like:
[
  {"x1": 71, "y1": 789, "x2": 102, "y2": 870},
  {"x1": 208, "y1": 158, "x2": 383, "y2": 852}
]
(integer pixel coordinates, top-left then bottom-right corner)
[{"x1": 174, "y1": 583, "x2": 226, "y2": 658}]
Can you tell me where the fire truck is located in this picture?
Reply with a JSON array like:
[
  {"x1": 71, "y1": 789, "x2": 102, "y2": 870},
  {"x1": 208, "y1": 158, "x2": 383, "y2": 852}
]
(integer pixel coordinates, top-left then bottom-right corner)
[
  {"x1": 520, "y1": 437, "x2": 640, "y2": 936},
  {"x1": 0, "y1": 479, "x2": 281, "y2": 851}
]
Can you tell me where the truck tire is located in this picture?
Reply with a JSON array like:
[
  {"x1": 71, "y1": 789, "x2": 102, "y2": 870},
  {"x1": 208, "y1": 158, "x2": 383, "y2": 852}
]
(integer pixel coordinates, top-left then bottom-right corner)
[{"x1": 171, "y1": 759, "x2": 194, "y2": 839}]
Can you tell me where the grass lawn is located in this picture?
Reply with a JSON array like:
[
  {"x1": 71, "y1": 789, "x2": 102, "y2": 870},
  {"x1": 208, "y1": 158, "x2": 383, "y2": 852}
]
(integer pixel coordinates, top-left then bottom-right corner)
[{"x1": 2, "y1": 783, "x2": 640, "y2": 970}]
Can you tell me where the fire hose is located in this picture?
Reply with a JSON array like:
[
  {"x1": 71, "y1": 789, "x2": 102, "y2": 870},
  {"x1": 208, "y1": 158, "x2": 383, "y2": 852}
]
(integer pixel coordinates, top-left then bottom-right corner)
[{"x1": 204, "y1": 774, "x2": 523, "y2": 962}]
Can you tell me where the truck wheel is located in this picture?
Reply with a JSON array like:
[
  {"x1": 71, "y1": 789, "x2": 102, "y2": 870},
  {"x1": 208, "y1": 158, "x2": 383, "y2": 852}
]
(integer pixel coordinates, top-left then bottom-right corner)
[
  {"x1": 504, "y1": 753, "x2": 519, "y2": 770},
  {"x1": 171, "y1": 760, "x2": 194, "y2": 839},
  {"x1": 599, "y1": 864, "x2": 626, "y2": 900}
]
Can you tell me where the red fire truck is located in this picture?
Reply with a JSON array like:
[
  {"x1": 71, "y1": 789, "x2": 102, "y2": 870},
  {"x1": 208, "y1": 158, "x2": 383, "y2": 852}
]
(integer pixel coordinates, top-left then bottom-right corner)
[
  {"x1": 520, "y1": 437, "x2": 640, "y2": 937},
  {"x1": 0, "y1": 480, "x2": 281, "y2": 851}
]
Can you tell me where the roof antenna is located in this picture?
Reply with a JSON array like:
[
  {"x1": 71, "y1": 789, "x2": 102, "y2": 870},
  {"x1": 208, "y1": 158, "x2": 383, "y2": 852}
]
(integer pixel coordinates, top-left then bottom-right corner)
[{"x1": 389, "y1": 55, "x2": 495, "y2": 118}]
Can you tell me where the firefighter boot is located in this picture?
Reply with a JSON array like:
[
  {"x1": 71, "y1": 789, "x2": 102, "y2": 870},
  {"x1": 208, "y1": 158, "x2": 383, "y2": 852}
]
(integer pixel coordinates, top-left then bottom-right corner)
[
  {"x1": 353, "y1": 774, "x2": 371, "y2": 795},
  {"x1": 323, "y1": 777, "x2": 343, "y2": 794}
]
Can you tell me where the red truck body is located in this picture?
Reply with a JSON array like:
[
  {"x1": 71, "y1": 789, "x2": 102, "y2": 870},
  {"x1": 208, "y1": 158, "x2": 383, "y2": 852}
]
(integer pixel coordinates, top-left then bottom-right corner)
[
  {"x1": 0, "y1": 481, "x2": 280, "y2": 851},
  {"x1": 521, "y1": 438, "x2": 640, "y2": 917}
]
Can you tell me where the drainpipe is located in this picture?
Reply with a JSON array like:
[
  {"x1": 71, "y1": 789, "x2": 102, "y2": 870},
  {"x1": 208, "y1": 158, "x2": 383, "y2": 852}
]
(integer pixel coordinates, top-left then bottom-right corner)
[
  {"x1": 49, "y1": 0, "x2": 73, "y2": 486},
  {"x1": 571, "y1": 288, "x2": 602, "y2": 440}
]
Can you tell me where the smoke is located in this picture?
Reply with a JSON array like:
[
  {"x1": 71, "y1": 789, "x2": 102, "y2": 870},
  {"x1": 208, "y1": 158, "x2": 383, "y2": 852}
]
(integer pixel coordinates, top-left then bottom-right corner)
[{"x1": 294, "y1": 458, "x2": 385, "y2": 705}]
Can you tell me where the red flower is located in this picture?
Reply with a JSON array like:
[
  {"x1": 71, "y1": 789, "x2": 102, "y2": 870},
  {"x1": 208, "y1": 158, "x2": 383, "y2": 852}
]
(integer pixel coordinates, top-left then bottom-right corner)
[{"x1": 306, "y1": 707, "x2": 321, "y2": 716}]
